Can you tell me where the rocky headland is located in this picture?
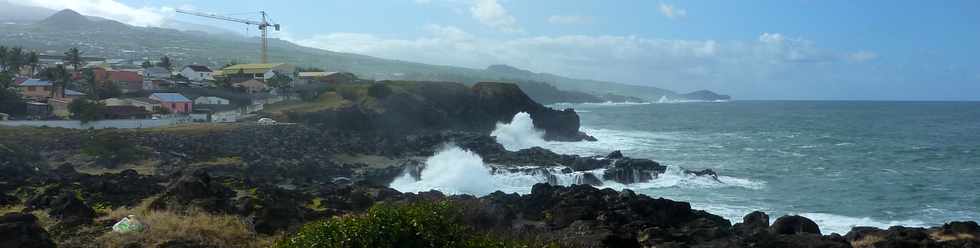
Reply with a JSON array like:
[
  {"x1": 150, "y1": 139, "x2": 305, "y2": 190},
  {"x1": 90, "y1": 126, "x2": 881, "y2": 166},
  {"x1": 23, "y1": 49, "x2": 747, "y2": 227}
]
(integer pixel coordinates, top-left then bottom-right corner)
[{"x1": 0, "y1": 81, "x2": 976, "y2": 247}]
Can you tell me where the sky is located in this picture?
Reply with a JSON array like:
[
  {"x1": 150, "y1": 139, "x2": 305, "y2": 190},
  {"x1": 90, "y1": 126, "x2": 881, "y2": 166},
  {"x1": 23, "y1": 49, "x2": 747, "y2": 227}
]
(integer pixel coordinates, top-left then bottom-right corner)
[{"x1": 12, "y1": 0, "x2": 980, "y2": 100}]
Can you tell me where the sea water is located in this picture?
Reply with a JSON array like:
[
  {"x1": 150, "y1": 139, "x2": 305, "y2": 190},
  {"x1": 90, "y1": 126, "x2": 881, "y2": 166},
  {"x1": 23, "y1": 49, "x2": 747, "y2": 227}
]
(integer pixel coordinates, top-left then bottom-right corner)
[{"x1": 392, "y1": 101, "x2": 980, "y2": 234}]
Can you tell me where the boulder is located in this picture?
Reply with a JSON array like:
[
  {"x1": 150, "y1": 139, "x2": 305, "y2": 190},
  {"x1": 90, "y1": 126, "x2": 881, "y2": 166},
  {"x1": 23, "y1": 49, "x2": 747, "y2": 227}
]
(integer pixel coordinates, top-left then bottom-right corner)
[
  {"x1": 607, "y1": 150, "x2": 624, "y2": 159},
  {"x1": 734, "y1": 211, "x2": 770, "y2": 236},
  {"x1": 603, "y1": 158, "x2": 667, "y2": 184},
  {"x1": 684, "y1": 168, "x2": 720, "y2": 181},
  {"x1": 47, "y1": 191, "x2": 96, "y2": 225},
  {"x1": 150, "y1": 170, "x2": 234, "y2": 213},
  {"x1": 0, "y1": 213, "x2": 57, "y2": 248},
  {"x1": 770, "y1": 215, "x2": 821, "y2": 235},
  {"x1": 577, "y1": 173, "x2": 603, "y2": 186}
]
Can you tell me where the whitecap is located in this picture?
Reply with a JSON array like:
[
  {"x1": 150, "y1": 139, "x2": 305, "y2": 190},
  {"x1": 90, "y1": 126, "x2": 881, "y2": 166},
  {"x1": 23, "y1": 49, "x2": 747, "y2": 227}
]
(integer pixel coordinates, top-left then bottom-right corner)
[
  {"x1": 491, "y1": 112, "x2": 546, "y2": 151},
  {"x1": 793, "y1": 213, "x2": 927, "y2": 235}
]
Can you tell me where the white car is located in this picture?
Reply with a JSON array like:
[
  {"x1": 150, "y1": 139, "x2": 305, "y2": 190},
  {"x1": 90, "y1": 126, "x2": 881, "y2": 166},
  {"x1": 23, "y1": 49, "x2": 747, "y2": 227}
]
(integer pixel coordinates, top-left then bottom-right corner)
[{"x1": 257, "y1": 118, "x2": 277, "y2": 125}]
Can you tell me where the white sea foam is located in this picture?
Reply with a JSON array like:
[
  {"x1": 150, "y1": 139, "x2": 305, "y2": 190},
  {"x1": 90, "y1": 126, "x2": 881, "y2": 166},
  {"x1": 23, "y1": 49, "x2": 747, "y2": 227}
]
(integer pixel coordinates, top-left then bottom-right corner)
[
  {"x1": 795, "y1": 213, "x2": 927, "y2": 235},
  {"x1": 490, "y1": 112, "x2": 546, "y2": 151}
]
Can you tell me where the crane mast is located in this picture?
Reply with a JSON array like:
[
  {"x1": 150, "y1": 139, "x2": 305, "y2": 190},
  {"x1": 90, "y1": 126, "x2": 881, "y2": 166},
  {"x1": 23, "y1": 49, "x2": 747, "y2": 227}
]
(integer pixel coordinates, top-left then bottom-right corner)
[{"x1": 176, "y1": 9, "x2": 280, "y2": 64}]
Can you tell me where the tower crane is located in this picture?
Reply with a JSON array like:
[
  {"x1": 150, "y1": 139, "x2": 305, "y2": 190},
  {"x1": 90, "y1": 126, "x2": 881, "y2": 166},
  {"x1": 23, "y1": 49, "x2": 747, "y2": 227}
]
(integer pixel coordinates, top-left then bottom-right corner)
[{"x1": 176, "y1": 9, "x2": 280, "y2": 64}]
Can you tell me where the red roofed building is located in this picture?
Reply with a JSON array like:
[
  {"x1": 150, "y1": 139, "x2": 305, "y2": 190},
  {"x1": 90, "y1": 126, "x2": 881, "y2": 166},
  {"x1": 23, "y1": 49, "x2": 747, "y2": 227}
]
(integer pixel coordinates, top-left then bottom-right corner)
[{"x1": 108, "y1": 70, "x2": 144, "y2": 93}]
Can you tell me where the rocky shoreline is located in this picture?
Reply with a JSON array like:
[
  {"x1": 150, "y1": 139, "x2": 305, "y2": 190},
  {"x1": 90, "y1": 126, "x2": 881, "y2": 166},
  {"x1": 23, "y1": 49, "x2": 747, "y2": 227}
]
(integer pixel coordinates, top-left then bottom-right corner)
[
  {"x1": 1, "y1": 82, "x2": 978, "y2": 247},
  {"x1": 0, "y1": 124, "x2": 977, "y2": 247}
]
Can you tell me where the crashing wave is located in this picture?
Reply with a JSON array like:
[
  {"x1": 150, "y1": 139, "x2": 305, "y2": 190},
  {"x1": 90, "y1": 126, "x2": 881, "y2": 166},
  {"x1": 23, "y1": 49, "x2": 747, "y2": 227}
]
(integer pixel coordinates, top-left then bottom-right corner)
[{"x1": 490, "y1": 112, "x2": 546, "y2": 151}]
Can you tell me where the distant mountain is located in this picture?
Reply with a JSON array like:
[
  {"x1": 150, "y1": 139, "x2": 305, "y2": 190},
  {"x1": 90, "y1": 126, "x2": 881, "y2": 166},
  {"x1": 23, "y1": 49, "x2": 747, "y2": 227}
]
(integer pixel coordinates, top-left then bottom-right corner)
[
  {"x1": 0, "y1": 1, "x2": 55, "y2": 22},
  {"x1": 677, "y1": 90, "x2": 732, "y2": 101},
  {"x1": 1, "y1": 9, "x2": 694, "y2": 102}
]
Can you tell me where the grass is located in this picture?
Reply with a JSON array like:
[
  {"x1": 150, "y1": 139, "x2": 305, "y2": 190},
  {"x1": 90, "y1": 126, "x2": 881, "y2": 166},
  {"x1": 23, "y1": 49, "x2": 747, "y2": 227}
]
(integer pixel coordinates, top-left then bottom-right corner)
[
  {"x1": 142, "y1": 123, "x2": 240, "y2": 135},
  {"x1": 95, "y1": 197, "x2": 278, "y2": 248},
  {"x1": 264, "y1": 92, "x2": 351, "y2": 115},
  {"x1": 850, "y1": 235, "x2": 885, "y2": 248},
  {"x1": 190, "y1": 156, "x2": 243, "y2": 167}
]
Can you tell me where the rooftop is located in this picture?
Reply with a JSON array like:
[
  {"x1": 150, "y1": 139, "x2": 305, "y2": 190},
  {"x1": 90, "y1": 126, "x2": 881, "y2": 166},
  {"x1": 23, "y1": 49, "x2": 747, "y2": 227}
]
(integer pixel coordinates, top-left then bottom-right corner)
[
  {"x1": 150, "y1": 93, "x2": 191, "y2": 102},
  {"x1": 19, "y1": 79, "x2": 52, "y2": 87},
  {"x1": 184, "y1": 65, "x2": 213, "y2": 72}
]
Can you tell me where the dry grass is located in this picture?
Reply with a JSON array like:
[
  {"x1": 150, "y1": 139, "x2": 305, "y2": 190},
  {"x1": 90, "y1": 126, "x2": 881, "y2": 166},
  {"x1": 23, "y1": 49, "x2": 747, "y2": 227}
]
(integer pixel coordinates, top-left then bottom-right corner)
[
  {"x1": 94, "y1": 197, "x2": 277, "y2": 248},
  {"x1": 0, "y1": 204, "x2": 25, "y2": 215},
  {"x1": 77, "y1": 159, "x2": 160, "y2": 176},
  {"x1": 850, "y1": 235, "x2": 885, "y2": 248},
  {"x1": 142, "y1": 123, "x2": 240, "y2": 135},
  {"x1": 930, "y1": 230, "x2": 976, "y2": 242},
  {"x1": 263, "y1": 92, "x2": 352, "y2": 114},
  {"x1": 190, "y1": 156, "x2": 243, "y2": 167}
]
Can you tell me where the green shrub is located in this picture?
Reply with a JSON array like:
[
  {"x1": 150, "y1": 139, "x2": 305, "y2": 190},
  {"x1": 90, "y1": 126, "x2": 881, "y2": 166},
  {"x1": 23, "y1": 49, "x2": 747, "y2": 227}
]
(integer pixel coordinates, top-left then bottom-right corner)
[
  {"x1": 367, "y1": 83, "x2": 393, "y2": 99},
  {"x1": 275, "y1": 201, "x2": 542, "y2": 248},
  {"x1": 81, "y1": 131, "x2": 146, "y2": 168}
]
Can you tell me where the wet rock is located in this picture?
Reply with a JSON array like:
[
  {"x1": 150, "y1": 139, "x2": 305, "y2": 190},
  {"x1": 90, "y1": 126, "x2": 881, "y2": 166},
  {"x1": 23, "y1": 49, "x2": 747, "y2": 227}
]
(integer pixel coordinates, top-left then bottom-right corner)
[
  {"x1": 150, "y1": 170, "x2": 234, "y2": 213},
  {"x1": 603, "y1": 158, "x2": 666, "y2": 184},
  {"x1": 577, "y1": 173, "x2": 603, "y2": 186},
  {"x1": 684, "y1": 168, "x2": 720, "y2": 181},
  {"x1": 47, "y1": 191, "x2": 96, "y2": 225},
  {"x1": 770, "y1": 215, "x2": 822, "y2": 235},
  {"x1": 566, "y1": 157, "x2": 609, "y2": 171},
  {"x1": 734, "y1": 211, "x2": 770, "y2": 236},
  {"x1": 607, "y1": 150, "x2": 624, "y2": 159},
  {"x1": 0, "y1": 213, "x2": 57, "y2": 248}
]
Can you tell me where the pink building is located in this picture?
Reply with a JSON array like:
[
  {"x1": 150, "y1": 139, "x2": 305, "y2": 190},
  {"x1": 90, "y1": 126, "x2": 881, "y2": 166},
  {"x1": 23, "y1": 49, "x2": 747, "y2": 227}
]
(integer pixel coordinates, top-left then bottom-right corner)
[{"x1": 149, "y1": 93, "x2": 193, "y2": 114}]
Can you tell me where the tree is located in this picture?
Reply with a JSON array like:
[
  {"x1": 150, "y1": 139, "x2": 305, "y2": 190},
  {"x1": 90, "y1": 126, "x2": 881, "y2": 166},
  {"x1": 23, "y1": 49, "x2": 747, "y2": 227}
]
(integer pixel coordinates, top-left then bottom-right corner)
[
  {"x1": 7, "y1": 47, "x2": 24, "y2": 75},
  {"x1": 68, "y1": 98, "x2": 105, "y2": 123},
  {"x1": 0, "y1": 71, "x2": 26, "y2": 116},
  {"x1": 0, "y1": 46, "x2": 8, "y2": 72},
  {"x1": 40, "y1": 65, "x2": 70, "y2": 98},
  {"x1": 140, "y1": 60, "x2": 153, "y2": 69},
  {"x1": 64, "y1": 47, "x2": 83, "y2": 72},
  {"x1": 157, "y1": 56, "x2": 173, "y2": 71},
  {"x1": 297, "y1": 66, "x2": 325, "y2": 72},
  {"x1": 82, "y1": 68, "x2": 99, "y2": 99},
  {"x1": 27, "y1": 51, "x2": 39, "y2": 76},
  {"x1": 266, "y1": 73, "x2": 292, "y2": 89}
]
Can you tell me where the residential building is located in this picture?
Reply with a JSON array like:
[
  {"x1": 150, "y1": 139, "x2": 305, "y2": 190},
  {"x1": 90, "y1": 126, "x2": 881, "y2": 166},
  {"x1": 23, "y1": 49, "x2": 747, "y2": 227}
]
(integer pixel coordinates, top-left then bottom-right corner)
[
  {"x1": 149, "y1": 93, "x2": 192, "y2": 114},
  {"x1": 233, "y1": 79, "x2": 268, "y2": 94},
  {"x1": 25, "y1": 102, "x2": 51, "y2": 119},
  {"x1": 220, "y1": 63, "x2": 296, "y2": 80},
  {"x1": 142, "y1": 79, "x2": 173, "y2": 91},
  {"x1": 180, "y1": 65, "x2": 214, "y2": 82},
  {"x1": 103, "y1": 97, "x2": 162, "y2": 112},
  {"x1": 194, "y1": 96, "x2": 230, "y2": 105},
  {"x1": 17, "y1": 79, "x2": 57, "y2": 100},
  {"x1": 143, "y1": 67, "x2": 171, "y2": 80},
  {"x1": 108, "y1": 70, "x2": 144, "y2": 93},
  {"x1": 191, "y1": 104, "x2": 242, "y2": 123}
]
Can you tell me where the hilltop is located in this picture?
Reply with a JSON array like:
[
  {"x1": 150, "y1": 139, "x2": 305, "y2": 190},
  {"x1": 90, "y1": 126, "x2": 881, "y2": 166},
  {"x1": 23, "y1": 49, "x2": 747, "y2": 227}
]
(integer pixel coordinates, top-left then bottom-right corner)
[{"x1": 0, "y1": 7, "x2": 687, "y2": 102}]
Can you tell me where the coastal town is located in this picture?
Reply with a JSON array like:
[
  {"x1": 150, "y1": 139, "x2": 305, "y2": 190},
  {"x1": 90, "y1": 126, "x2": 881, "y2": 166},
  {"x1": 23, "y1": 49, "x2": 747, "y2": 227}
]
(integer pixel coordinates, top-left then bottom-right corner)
[{"x1": 0, "y1": 46, "x2": 359, "y2": 128}]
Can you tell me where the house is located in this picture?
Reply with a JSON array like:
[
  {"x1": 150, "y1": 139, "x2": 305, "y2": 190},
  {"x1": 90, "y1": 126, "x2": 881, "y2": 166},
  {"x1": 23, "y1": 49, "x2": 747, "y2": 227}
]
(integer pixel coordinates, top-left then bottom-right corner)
[
  {"x1": 149, "y1": 93, "x2": 192, "y2": 114},
  {"x1": 233, "y1": 79, "x2": 268, "y2": 94},
  {"x1": 191, "y1": 104, "x2": 242, "y2": 123},
  {"x1": 108, "y1": 70, "x2": 144, "y2": 93},
  {"x1": 25, "y1": 102, "x2": 51, "y2": 119},
  {"x1": 103, "y1": 97, "x2": 162, "y2": 112},
  {"x1": 143, "y1": 67, "x2": 171, "y2": 80},
  {"x1": 194, "y1": 96, "x2": 230, "y2": 105},
  {"x1": 220, "y1": 63, "x2": 296, "y2": 80},
  {"x1": 180, "y1": 65, "x2": 214, "y2": 82},
  {"x1": 142, "y1": 79, "x2": 173, "y2": 91},
  {"x1": 17, "y1": 79, "x2": 56, "y2": 100}
]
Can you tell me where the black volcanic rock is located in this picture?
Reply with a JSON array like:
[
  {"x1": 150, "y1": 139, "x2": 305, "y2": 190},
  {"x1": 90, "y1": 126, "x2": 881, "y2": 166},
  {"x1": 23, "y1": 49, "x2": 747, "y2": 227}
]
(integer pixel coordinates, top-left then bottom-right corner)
[
  {"x1": 0, "y1": 213, "x2": 57, "y2": 248},
  {"x1": 678, "y1": 90, "x2": 732, "y2": 101},
  {"x1": 771, "y1": 215, "x2": 822, "y2": 235},
  {"x1": 602, "y1": 158, "x2": 667, "y2": 184}
]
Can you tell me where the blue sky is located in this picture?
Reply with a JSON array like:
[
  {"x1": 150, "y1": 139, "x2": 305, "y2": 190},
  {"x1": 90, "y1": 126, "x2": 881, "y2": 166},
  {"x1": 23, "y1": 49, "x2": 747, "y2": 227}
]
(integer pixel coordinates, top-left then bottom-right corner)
[{"x1": 15, "y1": 0, "x2": 980, "y2": 100}]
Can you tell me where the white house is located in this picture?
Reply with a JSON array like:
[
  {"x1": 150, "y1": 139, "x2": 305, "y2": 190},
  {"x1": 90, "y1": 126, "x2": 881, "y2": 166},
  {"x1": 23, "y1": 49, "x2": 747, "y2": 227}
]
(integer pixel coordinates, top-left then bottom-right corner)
[
  {"x1": 180, "y1": 65, "x2": 214, "y2": 82},
  {"x1": 143, "y1": 67, "x2": 171, "y2": 80},
  {"x1": 194, "y1": 96, "x2": 230, "y2": 105}
]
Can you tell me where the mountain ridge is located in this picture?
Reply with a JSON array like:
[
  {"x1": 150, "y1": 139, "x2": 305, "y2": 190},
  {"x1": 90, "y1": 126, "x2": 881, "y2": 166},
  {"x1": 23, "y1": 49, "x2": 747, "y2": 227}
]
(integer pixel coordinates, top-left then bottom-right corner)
[{"x1": 1, "y1": 8, "x2": 698, "y2": 101}]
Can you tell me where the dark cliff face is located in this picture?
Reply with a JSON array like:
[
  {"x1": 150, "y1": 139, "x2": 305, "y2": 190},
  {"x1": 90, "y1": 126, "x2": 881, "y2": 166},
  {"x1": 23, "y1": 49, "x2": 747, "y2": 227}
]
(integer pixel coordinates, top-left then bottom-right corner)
[
  {"x1": 678, "y1": 90, "x2": 732, "y2": 101},
  {"x1": 290, "y1": 81, "x2": 594, "y2": 141}
]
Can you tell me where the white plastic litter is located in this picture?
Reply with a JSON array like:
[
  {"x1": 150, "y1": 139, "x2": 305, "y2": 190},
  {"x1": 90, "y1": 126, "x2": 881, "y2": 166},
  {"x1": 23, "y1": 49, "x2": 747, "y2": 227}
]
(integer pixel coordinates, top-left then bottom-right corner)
[{"x1": 112, "y1": 215, "x2": 146, "y2": 233}]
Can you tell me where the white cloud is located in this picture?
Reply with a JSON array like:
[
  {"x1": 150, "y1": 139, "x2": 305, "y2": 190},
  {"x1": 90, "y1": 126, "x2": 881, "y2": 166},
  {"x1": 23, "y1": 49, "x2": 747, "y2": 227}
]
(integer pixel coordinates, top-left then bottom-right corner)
[
  {"x1": 548, "y1": 15, "x2": 593, "y2": 25},
  {"x1": 847, "y1": 50, "x2": 879, "y2": 62},
  {"x1": 19, "y1": 0, "x2": 172, "y2": 27},
  {"x1": 470, "y1": 0, "x2": 520, "y2": 32},
  {"x1": 658, "y1": 3, "x2": 687, "y2": 20}
]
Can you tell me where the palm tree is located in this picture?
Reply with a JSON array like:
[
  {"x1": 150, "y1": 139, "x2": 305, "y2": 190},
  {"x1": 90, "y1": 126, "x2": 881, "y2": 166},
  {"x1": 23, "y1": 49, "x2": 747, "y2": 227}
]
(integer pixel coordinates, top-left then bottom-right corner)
[
  {"x1": 0, "y1": 46, "x2": 8, "y2": 72},
  {"x1": 27, "y1": 51, "x2": 40, "y2": 76},
  {"x1": 157, "y1": 56, "x2": 173, "y2": 71},
  {"x1": 82, "y1": 68, "x2": 99, "y2": 100},
  {"x1": 64, "y1": 47, "x2": 83, "y2": 72},
  {"x1": 8, "y1": 47, "x2": 24, "y2": 75},
  {"x1": 41, "y1": 65, "x2": 70, "y2": 98}
]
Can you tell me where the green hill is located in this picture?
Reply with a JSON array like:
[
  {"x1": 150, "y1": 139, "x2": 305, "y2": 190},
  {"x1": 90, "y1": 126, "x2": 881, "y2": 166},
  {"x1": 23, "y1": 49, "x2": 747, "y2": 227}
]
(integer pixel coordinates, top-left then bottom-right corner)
[{"x1": 0, "y1": 9, "x2": 678, "y2": 101}]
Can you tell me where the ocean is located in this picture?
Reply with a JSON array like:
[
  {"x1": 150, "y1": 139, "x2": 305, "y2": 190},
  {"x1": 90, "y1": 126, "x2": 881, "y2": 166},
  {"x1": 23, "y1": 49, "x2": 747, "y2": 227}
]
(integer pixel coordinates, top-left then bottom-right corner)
[{"x1": 392, "y1": 101, "x2": 980, "y2": 235}]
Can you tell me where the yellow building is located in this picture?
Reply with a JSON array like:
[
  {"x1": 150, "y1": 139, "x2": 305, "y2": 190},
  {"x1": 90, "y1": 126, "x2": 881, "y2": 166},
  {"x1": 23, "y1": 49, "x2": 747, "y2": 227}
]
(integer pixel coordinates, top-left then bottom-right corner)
[{"x1": 219, "y1": 63, "x2": 296, "y2": 80}]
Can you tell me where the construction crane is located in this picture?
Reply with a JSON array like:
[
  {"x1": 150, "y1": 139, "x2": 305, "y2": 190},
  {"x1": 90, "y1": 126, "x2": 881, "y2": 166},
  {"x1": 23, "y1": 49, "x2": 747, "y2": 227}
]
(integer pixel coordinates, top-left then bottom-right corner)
[{"x1": 176, "y1": 9, "x2": 280, "y2": 64}]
